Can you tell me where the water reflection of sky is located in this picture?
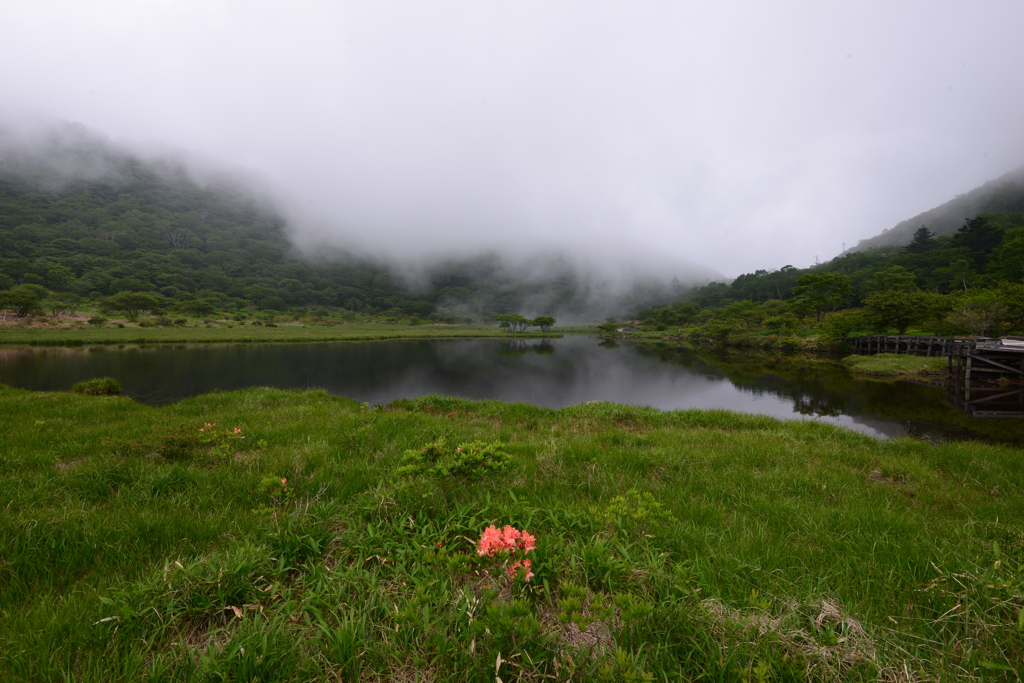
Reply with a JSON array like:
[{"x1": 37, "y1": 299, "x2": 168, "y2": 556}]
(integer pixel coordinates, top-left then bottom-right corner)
[{"x1": 0, "y1": 336, "x2": 973, "y2": 441}]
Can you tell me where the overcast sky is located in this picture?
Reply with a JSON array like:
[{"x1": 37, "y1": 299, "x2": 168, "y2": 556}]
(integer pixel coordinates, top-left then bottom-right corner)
[{"x1": 3, "y1": 1, "x2": 1024, "y2": 278}]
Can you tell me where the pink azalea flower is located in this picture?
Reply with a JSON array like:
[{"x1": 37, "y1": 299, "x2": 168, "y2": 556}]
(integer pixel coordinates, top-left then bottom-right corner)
[
  {"x1": 477, "y1": 525, "x2": 504, "y2": 556},
  {"x1": 476, "y1": 522, "x2": 537, "y2": 581},
  {"x1": 509, "y1": 558, "x2": 534, "y2": 582}
]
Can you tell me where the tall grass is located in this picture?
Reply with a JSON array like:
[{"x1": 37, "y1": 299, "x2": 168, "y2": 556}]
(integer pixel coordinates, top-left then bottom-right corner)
[
  {"x1": 843, "y1": 353, "x2": 949, "y2": 377},
  {"x1": 0, "y1": 385, "x2": 1021, "y2": 680}
]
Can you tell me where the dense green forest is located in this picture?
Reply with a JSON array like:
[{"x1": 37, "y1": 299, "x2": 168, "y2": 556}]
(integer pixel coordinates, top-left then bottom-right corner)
[
  {"x1": 682, "y1": 212, "x2": 1024, "y2": 305},
  {"x1": 0, "y1": 151, "x2": 444, "y2": 319},
  {"x1": 632, "y1": 211, "x2": 1024, "y2": 342},
  {"x1": 0, "y1": 131, "x2": 680, "y2": 323},
  {"x1": 632, "y1": 190, "x2": 1024, "y2": 341}
]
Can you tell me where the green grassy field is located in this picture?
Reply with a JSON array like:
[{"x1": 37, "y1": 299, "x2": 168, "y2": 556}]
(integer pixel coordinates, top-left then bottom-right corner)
[
  {"x1": 1, "y1": 385, "x2": 1021, "y2": 681},
  {"x1": 843, "y1": 354, "x2": 950, "y2": 377},
  {"x1": 0, "y1": 323, "x2": 560, "y2": 346}
]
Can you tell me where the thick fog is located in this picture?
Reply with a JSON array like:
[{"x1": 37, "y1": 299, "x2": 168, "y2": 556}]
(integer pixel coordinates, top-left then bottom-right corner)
[{"x1": 3, "y1": 1, "x2": 1024, "y2": 278}]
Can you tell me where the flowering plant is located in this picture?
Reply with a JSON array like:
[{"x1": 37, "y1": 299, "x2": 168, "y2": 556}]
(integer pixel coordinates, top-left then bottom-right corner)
[
  {"x1": 477, "y1": 525, "x2": 536, "y2": 582},
  {"x1": 261, "y1": 475, "x2": 291, "y2": 506},
  {"x1": 197, "y1": 422, "x2": 247, "y2": 460}
]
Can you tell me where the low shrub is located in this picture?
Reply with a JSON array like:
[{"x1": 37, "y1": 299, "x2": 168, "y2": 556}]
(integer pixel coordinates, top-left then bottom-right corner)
[{"x1": 71, "y1": 377, "x2": 121, "y2": 395}]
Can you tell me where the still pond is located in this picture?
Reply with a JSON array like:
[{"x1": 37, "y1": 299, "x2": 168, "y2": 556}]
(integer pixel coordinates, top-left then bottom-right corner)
[{"x1": 1, "y1": 336, "x2": 1022, "y2": 444}]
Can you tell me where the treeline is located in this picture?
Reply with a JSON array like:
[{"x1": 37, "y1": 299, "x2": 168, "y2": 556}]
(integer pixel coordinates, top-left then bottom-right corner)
[
  {"x1": 852, "y1": 165, "x2": 1024, "y2": 251},
  {"x1": 631, "y1": 210, "x2": 1024, "y2": 342},
  {"x1": 685, "y1": 211, "x2": 1024, "y2": 307}
]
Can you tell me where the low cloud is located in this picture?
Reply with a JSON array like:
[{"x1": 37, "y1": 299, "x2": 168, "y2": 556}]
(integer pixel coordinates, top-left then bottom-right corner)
[{"x1": 3, "y1": 2, "x2": 1024, "y2": 279}]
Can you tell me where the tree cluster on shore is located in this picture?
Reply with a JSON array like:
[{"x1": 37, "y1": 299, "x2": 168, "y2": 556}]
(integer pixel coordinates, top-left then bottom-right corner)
[{"x1": 495, "y1": 314, "x2": 556, "y2": 333}]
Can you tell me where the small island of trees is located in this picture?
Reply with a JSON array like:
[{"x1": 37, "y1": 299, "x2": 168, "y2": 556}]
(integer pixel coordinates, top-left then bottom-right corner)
[{"x1": 495, "y1": 314, "x2": 556, "y2": 333}]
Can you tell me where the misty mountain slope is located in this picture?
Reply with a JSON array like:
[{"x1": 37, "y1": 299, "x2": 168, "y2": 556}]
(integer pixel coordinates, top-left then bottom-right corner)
[
  {"x1": 0, "y1": 124, "x2": 697, "y2": 321},
  {"x1": 675, "y1": 206, "x2": 1024, "y2": 313},
  {"x1": 673, "y1": 167, "x2": 1024, "y2": 311},
  {"x1": 852, "y1": 165, "x2": 1024, "y2": 251},
  {"x1": 0, "y1": 125, "x2": 439, "y2": 316}
]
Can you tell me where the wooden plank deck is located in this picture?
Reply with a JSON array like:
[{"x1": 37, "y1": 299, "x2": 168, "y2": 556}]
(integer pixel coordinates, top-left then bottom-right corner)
[
  {"x1": 848, "y1": 335, "x2": 1024, "y2": 378},
  {"x1": 848, "y1": 335, "x2": 1024, "y2": 418}
]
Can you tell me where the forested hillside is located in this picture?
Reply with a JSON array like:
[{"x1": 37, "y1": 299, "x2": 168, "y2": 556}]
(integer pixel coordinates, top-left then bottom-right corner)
[
  {"x1": 0, "y1": 128, "x2": 682, "y2": 322},
  {"x1": 852, "y1": 165, "x2": 1024, "y2": 251},
  {"x1": 632, "y1": 210, "x2": 1024, "y2": 342},
  {"x1": 0, "y1": 139, "x2": 441, "y2": 318},
  {"x1": 679, "y1": 211, "x2": 1024, "y2": 310}
]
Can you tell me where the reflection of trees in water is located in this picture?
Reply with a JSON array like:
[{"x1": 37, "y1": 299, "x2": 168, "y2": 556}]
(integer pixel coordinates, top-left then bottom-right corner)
[
  {"x1": 791, "y1": 393, "x2": 843, "y2": 417},
  {"x1": 598, "y1": 340, "x2": 620, "y2": 349},
  {"x1": 534, "y1": 340, "x2": 555, "y2": 355},
  {"x1": 636, "y1": 342, "x2": 1024, "y2": 444},
  {"x1": 497, "y1": 340, "x2": 556, "y2": 358}
]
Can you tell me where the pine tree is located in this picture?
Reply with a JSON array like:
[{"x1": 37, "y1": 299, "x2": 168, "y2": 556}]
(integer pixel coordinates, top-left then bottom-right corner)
[{"x1": 906, "y1": 225, "x2": 935, "y2": 253}]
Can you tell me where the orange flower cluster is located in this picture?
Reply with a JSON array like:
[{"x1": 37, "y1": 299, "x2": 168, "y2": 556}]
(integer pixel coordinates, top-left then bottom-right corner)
[{"x1": 476, "y1": 525, "x2": 536, "y2": 582}]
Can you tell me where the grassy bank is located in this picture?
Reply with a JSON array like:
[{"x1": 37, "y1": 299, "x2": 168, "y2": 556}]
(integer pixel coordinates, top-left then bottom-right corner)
[
  {"x1": 0, "y1": 323, "x2": 561, "y2": 346},
  {"x1": 843, "y1": 353, "x2": 950, "y2": 378},
  {"x1": 1, "y1": 386, "x2": 1021, "y2": 681},
  {"x1": 601, "y1": 327, "x2": 847, "y2": 353}
]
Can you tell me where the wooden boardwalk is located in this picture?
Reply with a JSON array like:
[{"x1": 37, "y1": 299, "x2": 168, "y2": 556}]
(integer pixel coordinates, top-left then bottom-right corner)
[
  {"x1": 849, "y1": 335, "x2": 1024, "y2": 377},
  {"x1": 849, "y1": 335, "x2": 1024, "y2": 418},
  {"x1": 848, "y1": 334, "x2": 974, "y2": 357}
]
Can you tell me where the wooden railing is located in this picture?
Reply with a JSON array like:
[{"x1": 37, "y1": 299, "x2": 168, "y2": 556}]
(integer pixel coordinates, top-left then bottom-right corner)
[{"x1": 846, "y1": 335, "x2": 977, "y2": 357}]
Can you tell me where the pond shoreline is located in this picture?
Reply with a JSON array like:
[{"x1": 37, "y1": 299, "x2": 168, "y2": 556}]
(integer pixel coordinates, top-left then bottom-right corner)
[
  {"x1": 0, "y1": 322, "x2": 563, "y2": 346},
  {"x1": 3, "y1": 337, "x2": 1023, "y2": 445}
]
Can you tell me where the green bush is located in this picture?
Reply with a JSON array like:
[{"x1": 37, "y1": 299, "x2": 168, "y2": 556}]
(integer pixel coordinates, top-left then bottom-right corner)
[
  {"x1": 396, "y1": 437, "x2": 509, "y2": 480},
  {"x1": 71, "y1": 377, "x2": 121, "y2": 395},
  {"x1": 821, "y1": 309, "x2": 863, "y2": 340}
]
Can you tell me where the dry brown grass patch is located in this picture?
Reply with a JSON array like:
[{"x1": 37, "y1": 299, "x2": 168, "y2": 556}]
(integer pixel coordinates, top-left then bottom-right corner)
[{"x1": 699, "y1": 597, "x2": 902, "y2": 681}]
